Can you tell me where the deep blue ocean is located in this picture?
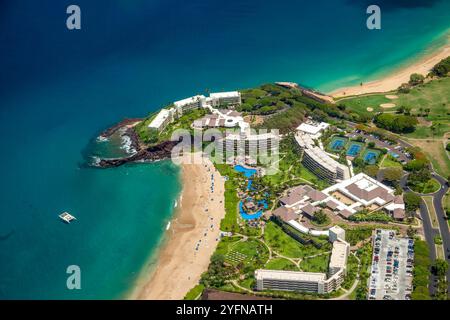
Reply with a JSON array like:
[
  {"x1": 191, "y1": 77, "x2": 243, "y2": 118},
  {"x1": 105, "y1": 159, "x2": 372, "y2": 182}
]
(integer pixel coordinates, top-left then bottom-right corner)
[{"x1": 0, "y1": 0, "x2": 449, "y2": 299}]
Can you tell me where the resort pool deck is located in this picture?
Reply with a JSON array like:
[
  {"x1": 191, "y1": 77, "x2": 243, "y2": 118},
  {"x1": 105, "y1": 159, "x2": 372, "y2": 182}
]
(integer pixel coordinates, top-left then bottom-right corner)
[
  {"x1": 234, "y1": 165, "x2": 257, "y2": 178},
  {"x1": 346, "y1": 142, "x2": 364, "y2": 157},
  {"x1": 328, "y1": 136, "x2": 348, "y2": 152},
  {"x1": 363, "y1": 149, "x2": 381, "y2": 164},
  {"x1": 234, "y1": 165, "x2": 268, "y2": 220},
  {"x1": 239, "y1": 200, "x2": 268, "y2": 220}
]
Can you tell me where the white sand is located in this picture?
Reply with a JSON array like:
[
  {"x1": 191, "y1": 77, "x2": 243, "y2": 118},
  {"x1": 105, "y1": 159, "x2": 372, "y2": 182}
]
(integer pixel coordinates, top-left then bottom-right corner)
[{"x1": 330, "y1": 43, "x2": 450, "y2": 98}]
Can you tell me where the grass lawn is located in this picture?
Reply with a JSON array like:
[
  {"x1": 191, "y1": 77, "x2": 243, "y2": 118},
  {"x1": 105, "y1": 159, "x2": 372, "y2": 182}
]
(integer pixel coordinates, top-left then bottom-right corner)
[
  {"x1": 227, "y1": 239, "x2": 269, "y2": 267},
  {"x1": 435, "y1": 244, "x2": 445, "y2": 259},
  {"x1": 264, "y1": 221, "x2": 330, "y2": 258},
  {"x1": 237, "y1": 277, "x2": 256, "y2": 290},
  {"x1": 215, "y1": 164, "x2": 241, "y2": 232},
  {"x1": 404, "y1": 120, "x2": 450, "y2": 139},
  {"x1": 444, "y1": 191, "x2": 450, "y2": 227},
  {"x1": 184, "y1": 284, "x2": 205, "y2": 300},
  {"x1": 422, "y1": 196, "x2": 439, "y2": 229},
  {"x1": 337, "y1": 77, "x2": 450, "y2": 122},
  {"x1": 342, "y1": 254, "x2": 359, "y2": 291},
  {"x1": 406, "y1": 138, "x2": 450, "y2": 177},
  {"x1": 264, "y1": 258, "x2": 299, "y2": 271},
  {"x1": 410, "y1": 178, "x2": 441, "y2": 194},
  {"x1": 299, "y1": 253, "x2": 330, "y2": 273},
  {"x1": 380, "y1": 155, "x2": 402, "y2": 168}
]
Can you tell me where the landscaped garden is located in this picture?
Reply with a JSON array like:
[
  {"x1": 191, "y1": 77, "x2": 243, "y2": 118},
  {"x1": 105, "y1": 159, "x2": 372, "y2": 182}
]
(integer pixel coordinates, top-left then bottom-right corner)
[
  {"x1": 264, "y1": 221, "x2": 331, "y2": 258},
  {"x1": 264, "y1": 258, "x2": 298, "y2": 271}
]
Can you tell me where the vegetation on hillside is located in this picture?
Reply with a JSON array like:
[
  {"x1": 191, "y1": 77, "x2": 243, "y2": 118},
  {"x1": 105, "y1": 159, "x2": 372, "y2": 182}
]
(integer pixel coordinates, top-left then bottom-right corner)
[{"x1": 411, "y1": 240, "x2": 431, "y2": 300}]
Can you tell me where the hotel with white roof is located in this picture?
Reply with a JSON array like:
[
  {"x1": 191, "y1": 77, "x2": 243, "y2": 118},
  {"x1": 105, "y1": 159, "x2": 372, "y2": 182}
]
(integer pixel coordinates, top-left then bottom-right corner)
[
  {"x1": 256, "y1": 236, "x2": 350, "y2": 294},
  {"x1": 295, "y1": 121, "x2": 351, "y2": 183}
]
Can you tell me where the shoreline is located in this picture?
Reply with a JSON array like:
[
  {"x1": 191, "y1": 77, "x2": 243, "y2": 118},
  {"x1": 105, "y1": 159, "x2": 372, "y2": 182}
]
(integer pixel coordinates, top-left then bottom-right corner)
[
  {"x1": 129, "y1": 154, "x2": 226, "y2": 300},
  {"x1": 329, "y1": 33, "x2": 450, "y2": 98}
]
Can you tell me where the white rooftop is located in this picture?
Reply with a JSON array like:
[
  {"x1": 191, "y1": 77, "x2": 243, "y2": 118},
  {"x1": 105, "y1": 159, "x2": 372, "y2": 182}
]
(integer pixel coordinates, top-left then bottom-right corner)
[
  {"x1": 148, "y1": 109, "x2": 171, "y2": 129},
  {"x1": 296, "y1": 121, "x2": 330, "y2": 135},
  {"x1": 255, "y1": 269, "x2": 326, "y2": 282},
  {"x1": 210, "y1": 91, "x2": 240, "y2": 99},
  {"x1": 174, "y1": 95, "x2": 205, "y2": 108},
  {"x1": 329, "y1": 241, "x2": 349, "y2": 270}
]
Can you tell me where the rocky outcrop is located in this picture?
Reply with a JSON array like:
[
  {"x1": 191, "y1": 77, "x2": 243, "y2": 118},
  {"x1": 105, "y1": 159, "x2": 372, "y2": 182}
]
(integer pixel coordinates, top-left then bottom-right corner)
[
  {"x1": 99, "y1": 118, "x2": 142, "y2": 138},
  {"x1": 97, "y1": 140, "x2": 179, "y2": 168}
]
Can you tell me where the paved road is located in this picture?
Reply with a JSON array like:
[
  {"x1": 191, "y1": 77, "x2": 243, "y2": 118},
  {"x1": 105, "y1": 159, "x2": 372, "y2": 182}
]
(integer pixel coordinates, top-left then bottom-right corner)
[
  {"x1": 400, "y1": 174, "x2": 439, "y2": 295},
  {"x1": 400, "y1": 173, "x2": 450, "y2": 293},
  {"x1": 431, "y1": 174, "x2": 450, "y2": 291}
]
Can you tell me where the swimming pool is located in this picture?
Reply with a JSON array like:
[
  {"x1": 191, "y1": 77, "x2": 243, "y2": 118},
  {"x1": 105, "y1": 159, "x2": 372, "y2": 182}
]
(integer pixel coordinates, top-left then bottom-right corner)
[
  {"x1": 234, "y1": 165, "x2": 257, "y2": 178},
  {"x1": 363, "y1": 149, "x2": 381, "y2": 164},
  {"x1": 239, "y1": 200, "x2": 268, "y2": 220},
  {"x1": 346, "y1": 142, "x2": 363, "y2": 156},
  {"x1": 328, "y1": 136, "x2": 348, "y2": 152},
  {"x1": 234, "y1": 165, "x2": 268, "y2": 220},
  {"x1": 388, "y1": 151, "x2": 399, "y2": 158}
]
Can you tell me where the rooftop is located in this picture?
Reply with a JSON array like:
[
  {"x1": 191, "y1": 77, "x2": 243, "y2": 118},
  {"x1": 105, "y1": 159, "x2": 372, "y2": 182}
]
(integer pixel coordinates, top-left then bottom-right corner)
[
  {"x1": 174, "y1": 95, "x2": 205, "y2": 108},
  {"x1": 210, "y1": 91, "x2": 241, "y2": 99},
  {"x1": 255, "y1": 269, "x2": 326, "y2": 282},
  {"x1": 148, "y1": 109, "x2": 171, "y2": 129},
  {"x1": 329, "y1": 241, "x2": 349, "y2": 270},
  {"x1": 296, "y1": 121, "x2": 330, "y2": 135},
  {"x1": 272, "y1": 206, "x2": 298, "y2": 222}
]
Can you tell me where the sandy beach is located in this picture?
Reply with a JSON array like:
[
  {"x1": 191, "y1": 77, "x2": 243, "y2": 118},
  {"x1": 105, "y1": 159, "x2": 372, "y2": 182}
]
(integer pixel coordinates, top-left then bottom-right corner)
[
  {"x1": 330, "y1": 41, "x2": 450, "y2": 98},
  {"x1": 132, "y1": 154, "x2": 225, "y2": 300}
]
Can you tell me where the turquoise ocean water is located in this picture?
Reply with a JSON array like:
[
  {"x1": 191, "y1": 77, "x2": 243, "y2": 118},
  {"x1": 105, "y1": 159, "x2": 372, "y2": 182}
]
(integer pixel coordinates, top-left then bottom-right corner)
[{"x1": 0, "y1": 0, "x2": 449, "y2": 299}]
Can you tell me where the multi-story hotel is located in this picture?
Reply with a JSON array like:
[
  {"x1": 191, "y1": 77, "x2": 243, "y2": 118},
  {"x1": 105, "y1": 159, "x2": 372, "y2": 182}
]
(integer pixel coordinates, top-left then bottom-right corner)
[
  {"x1": 174, "y1": 95, "x2": 206, "y2": 114},
  {"x1": 255, "y1": 239, "x2": 350, "y2": 294},
  {"x1": 295, "y1": 131, "x2": 350, "y2": 183},
  {"x1": 208, "y1": 91, "x2": 241, "y2": 108},
  {"x1": 147, "y1": 108, "x2": 175, "y2": 132}
]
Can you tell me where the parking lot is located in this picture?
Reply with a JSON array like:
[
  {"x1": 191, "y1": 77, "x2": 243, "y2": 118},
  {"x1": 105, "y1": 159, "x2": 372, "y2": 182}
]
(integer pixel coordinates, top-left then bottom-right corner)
[{"x1": 369, "y1": 229, "x2": 414, "y2": 300}]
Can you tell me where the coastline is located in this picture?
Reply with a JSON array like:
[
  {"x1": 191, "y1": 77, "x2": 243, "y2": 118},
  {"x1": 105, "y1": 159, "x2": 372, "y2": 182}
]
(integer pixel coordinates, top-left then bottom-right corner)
[
  {"x1": 329, "y1": 33, "x2": 450, "y2": 98},
  {"x1": 130, "y1": 154, "x2": 225, "y2": 300}
]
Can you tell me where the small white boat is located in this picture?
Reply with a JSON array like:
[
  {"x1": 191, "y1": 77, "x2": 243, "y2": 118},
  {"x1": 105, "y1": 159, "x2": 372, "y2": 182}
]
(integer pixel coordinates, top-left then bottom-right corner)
[{"x1": 59, "y1": 212, "x2": 77, "y2": 224}]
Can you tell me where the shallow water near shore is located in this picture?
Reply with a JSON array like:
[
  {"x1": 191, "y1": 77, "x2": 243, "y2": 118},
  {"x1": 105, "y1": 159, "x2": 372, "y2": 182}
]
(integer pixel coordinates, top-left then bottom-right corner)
[{"x1": 0, "y1": 0, "x2": 449, "y2": 299}]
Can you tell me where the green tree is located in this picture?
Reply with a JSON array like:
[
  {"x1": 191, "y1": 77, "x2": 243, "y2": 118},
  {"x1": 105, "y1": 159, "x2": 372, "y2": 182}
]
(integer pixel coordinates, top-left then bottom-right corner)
[
  {"x1": 431, "y1": 259, "x2": 448, "y2": 277},
  {"x1": 364, "y1": 165, "x2": 379, "y2": 178},
  {"x1": 383, "y1": 167, "x2": 403, "y2": 183},
  {"x1": 431, "y1": 56, "x2": 450, "y2": 77},
  {"x1": 404, "y1": 192, "x2": 421, "y2": 212},
  {"x1": 409, "y1": 73, "x2": 425, "y2": 85},
  {"x1": 314, "y1": 210, "x2": 329, "y2": 225}
]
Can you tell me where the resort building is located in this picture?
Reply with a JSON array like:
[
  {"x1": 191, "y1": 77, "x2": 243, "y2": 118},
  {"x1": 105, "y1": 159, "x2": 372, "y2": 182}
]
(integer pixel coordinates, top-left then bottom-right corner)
[
  {"x1": 295, "y1": 132, "x2": 351, "y2": 183},
  {"x1": 193, "y1": 109, "x2": 244, "y2": 129},
  {"x1": 384, "y1": 195, "x2": 406, "y2": 221},
  {"x1": 219, "y1": 130, "x2": 279, "y2": 164},
  {"x1": 296, "y1": 121, "x2": 330, "y2": 139},
  {"x1": 255, "y1": 239, "x2": 350, "y2": 294},
  {"x1": 148, "y1": 108, "x2": 175, "y2": 132},
  {"x1": 321, "y1": 172, "x2": 405, "y2": 219},
  {"x1": 329, "y1": 225, "x2": 346, "y2": 243},
  {"x1": 174, "y1": 95, "x2": 206, "y2": 114},
  {"x1": 209, "y1": 91, "x2": 241, "y2": 108}
]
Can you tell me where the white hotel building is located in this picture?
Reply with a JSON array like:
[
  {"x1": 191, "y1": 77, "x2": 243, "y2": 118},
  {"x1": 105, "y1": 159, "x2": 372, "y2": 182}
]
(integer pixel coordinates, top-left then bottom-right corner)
[
  {"x1": 255, "y1": 237, "x2": 350, "y2": 294},
  {"x1": 295, "y1": 121, "x2": 351, "y2": 183},
  {"x1": 147, "y1": 91, "x2": 241, "y2": 132},
  {"x1": 147, "y1": 108, "x2": 174, "y2": 132}
]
